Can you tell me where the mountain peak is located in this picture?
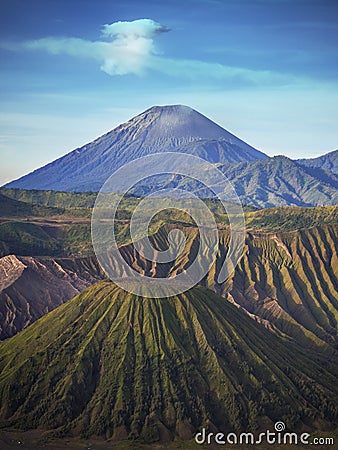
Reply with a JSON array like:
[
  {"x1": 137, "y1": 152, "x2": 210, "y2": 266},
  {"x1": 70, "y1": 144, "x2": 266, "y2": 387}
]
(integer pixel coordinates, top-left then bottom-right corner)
[
  {"x1": 4, "y1": 105, "x2": 267, "y2": 192},
  {"x1": 139, "y1": 104, "x2": 200, "y2": 120},
  {"x1": 144, "y1": 104, "x2": 194, "y2": 113},
  {"x1": 120, "y1": 104, "x2": 234, "y2": 142}
]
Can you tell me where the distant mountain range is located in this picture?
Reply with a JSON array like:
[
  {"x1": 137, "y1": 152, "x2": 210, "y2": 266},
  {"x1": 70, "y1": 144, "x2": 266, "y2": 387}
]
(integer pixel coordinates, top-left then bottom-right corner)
[
  {"x1": 3, "y1": 105, "x2": 338, "y2": 208},
  {"x1": 221, "y1": 155, "x2": 338, "y2": 208},
  {"x1": 297, "y1": 149, "x2": 338, "y2": 175},
  {"x1": 134, "y1": 154, "x2": 338, "y2": 208}
]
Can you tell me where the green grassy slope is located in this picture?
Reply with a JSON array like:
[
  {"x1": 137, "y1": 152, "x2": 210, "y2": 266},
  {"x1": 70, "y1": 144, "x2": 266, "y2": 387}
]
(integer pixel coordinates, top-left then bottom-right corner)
[
  {"x1": 0, "y1": 193, "x2": 63, "y2": 217},
  {"x1": 0, "y1": 282, "x2": 336, "y2": 442},
  {"x1": 0, "y1": 189, "x2": 97, "y2": 209},
  {"x1": 0, "y1": 222, "x2": 62, "y2": 257},
  {"x1": 244, "y1": 205, "x2": 338, "y2": 232},
  {"x1": 0, "y1": 188, "x2": 337, "y2": 258}
]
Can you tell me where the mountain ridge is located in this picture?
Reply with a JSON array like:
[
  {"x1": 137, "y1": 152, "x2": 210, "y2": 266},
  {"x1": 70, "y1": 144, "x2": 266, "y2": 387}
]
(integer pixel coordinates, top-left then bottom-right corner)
[
  {"x1": 220, "y1": 155, "x2": 338, "y2": 207},
  {"x1": 297, "y1": 149, "x2": 338, "y2": 175},
  {"x1": 132, "y1": 155, "x2": 338, "y2": 207}
]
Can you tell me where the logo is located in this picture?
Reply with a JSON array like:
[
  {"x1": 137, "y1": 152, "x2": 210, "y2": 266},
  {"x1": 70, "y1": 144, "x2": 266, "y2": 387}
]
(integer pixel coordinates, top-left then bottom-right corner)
[
  {"x1": 274, "y1": 421, "x2": 286, "y2": 432},
  {"x1": 195, "y1": 421, "x2": 334, "y2": 446},
  {"x1": 91, "y1": 152, "x2": 245, "y2": 298}
]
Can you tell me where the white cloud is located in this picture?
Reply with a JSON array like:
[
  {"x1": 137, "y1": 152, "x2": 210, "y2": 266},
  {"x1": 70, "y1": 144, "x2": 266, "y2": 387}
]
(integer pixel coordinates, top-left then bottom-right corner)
[
  {"x1": 0, "y1": 18, "x2": 303, "y2": 84},
  {"x1": 101, "y1": 18, "x2": 169, "y2": 38},
  {"x1": 148, "y1": 56, "x2": 292, "y2": 86},
  {"x1": 99, "y1": 19, "x2": 169, "y2": 75},
  {"x1": 6, "y1": 19, "x2": 169, "y2": 76}
]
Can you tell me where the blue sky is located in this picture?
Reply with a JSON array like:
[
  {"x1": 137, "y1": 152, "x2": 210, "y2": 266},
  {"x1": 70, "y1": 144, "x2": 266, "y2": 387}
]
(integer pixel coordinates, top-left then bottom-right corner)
[{"x1": 1, "y1": 0, "x2": 338, "y2": 185}]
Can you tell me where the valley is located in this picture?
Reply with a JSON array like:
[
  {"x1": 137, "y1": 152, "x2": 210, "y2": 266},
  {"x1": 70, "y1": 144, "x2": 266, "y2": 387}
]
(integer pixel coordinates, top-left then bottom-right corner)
[{"x1": 0, "y1": 192, "x2": 337, "y2": 351}]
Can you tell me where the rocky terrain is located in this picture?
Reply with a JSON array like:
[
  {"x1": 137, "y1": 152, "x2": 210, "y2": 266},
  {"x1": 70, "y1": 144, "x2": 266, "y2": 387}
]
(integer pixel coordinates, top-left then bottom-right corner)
[{"x1": 0, "y1": 255, "x2": 104, "y2": 339}]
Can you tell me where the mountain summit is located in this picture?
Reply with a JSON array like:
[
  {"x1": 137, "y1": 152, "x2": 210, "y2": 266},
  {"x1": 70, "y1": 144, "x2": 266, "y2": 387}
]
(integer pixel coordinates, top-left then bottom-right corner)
[{"x1": 5, "y1": 105, "x2": 267, "y2": 192}]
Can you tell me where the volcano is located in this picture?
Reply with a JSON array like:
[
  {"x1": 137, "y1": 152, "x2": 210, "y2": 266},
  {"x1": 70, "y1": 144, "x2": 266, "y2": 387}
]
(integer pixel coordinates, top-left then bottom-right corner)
[
  {"x1": 4, "y1": 105, "x2": 267, "y2": 192},
  {"x1": 0, "y1": 282, "x2": 336, "y2": 442}
]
